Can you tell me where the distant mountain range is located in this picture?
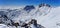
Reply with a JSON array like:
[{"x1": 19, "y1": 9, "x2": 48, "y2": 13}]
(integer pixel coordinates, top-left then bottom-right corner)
[{"x1": 0, "y1": 3, "x2": 51, "y2": 28}]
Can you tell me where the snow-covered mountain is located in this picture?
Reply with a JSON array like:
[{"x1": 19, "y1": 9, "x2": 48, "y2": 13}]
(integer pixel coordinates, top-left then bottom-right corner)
[{"x1": 0, "y1": 3, "x2": 60, "y2": 28}]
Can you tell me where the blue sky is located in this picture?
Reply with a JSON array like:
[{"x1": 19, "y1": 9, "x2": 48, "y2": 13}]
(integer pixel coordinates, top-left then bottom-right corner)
[{"x1": 0, "y1": 0, "x2": 60, "y2": 6}]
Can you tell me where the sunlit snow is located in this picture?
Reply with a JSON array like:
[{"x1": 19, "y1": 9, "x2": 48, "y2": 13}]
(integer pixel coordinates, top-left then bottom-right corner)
[{"x1": 0, "y1": 5, "x2": 60, "y2": 28}]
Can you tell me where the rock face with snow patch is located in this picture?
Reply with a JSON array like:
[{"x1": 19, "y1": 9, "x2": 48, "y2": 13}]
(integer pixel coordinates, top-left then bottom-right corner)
[
  {"x1": 38, "y1": 3, "x2": 51, "y2": 15},
  {"x1": 0, "y1": 8, "x2": 45, "y2": 28}
]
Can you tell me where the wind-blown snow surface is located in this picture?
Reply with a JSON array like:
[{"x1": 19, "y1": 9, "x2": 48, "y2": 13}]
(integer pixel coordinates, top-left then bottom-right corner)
[
  {"x1": 36, "y1": 7, "x2": 60, "y2": 28},
  {"x1": 0, "y1": 6, "x2": 60, "y2": 28}
]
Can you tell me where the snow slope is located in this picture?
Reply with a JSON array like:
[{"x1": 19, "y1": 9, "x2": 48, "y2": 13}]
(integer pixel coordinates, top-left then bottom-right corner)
[
  {"x1": 36, "y1": 7, "x2": 60, "y2": 28},
  {"x1": 0, "y1": 6, "x2": 60, "y2": 28}
]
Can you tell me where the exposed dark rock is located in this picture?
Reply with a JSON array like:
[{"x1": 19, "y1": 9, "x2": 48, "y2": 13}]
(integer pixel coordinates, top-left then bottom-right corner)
[
  {"x1": 24, "y1": 5, "x2": 35, "y2": 13},
  {"x1": 39, "y1": 3, "x2": 51, "y2": 8}
]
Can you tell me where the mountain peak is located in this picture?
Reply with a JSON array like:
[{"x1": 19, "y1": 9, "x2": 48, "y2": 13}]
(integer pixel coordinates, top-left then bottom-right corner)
[
  {"x1": 39, "y1": 3, "x2": 51, "y2": 8},
  {"x1": 24, "y1": 5, "x2": 35, "y2": 13}
]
